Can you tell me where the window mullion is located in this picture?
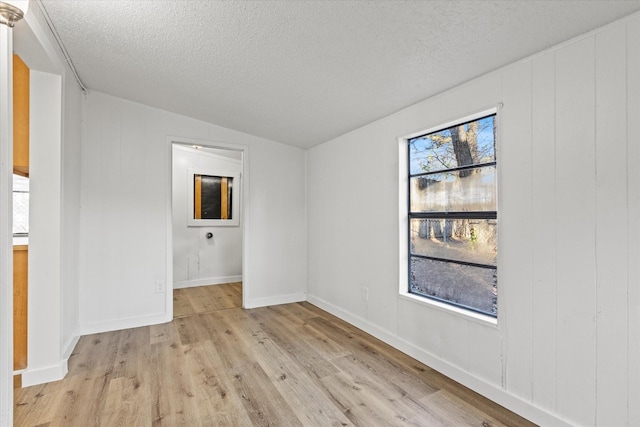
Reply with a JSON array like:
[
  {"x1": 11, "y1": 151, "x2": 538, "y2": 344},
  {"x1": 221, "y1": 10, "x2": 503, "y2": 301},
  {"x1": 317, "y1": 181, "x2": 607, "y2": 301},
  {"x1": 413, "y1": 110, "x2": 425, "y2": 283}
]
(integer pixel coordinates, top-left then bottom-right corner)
[{"x1": 409, "y1": 211, "x2": 497, "y2": 220}]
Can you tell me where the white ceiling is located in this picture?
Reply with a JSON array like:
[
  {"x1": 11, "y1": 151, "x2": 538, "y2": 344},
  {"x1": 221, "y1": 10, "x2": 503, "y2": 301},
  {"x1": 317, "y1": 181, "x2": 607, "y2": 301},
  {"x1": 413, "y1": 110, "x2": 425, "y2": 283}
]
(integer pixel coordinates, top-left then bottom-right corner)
[{"x1": 39, "y1": 0, "x2": 640, "y2": 149}]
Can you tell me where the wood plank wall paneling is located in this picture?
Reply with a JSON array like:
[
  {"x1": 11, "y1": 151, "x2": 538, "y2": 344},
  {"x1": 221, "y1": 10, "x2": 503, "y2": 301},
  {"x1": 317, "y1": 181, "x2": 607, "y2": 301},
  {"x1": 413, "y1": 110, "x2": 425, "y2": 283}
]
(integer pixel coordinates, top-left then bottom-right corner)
[
  {"x1": 595, "y1": 23, "x2": 629, "y2": 426},
  {"x1": 555, "y1": 37, "x2": 597, "y2": 425},
  {"x1": 530, "y1": 52, "x2": 557, "y2": 413},
  {"x1": 626, "y1": 15, "x2": 640, "y2": 427},
  {"x1": 13, "y1": 54, "x2": 29, "y2": 176},
  {"x1": 501, "y1": 60, "x2": 534, "y2": 402},
  {"x1": 306, "y1": 15, "x2": 640, "y2": 427},
  {"x1": 13, "y1": 245, "x2": 28, "y2": 371},
  {"x1": 498, "y1": 20, "x2": 639, "y2": 425}
]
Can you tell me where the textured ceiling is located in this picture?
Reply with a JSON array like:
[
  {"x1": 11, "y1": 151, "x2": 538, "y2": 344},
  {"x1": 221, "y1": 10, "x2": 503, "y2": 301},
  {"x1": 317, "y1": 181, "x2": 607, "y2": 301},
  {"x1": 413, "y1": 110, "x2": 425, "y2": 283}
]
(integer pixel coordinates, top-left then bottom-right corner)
[{"x1": 39, "y1": 1, "x2": 640, "y2": 149}]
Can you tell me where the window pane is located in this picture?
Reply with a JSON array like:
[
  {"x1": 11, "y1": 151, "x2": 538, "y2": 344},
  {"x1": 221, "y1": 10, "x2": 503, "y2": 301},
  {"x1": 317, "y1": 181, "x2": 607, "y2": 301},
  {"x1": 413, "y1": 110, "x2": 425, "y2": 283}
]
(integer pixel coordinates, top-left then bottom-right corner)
[
  {"x1": 410, "y1": 165, "x2": 496, "y2": 212},
  {"x1": 13, "y1": 174, "x2": 29, "y2": 235},
  {"x1": 409, "y1": 115, "x2": 495, "y2": 175},
  {"x1": 194, "y1": 174, "x2": 233, "y2": 220},
  {"x1": 410, "y1": 218, "x2": 496, "y2": 266},
  {"x1": 410, "y1": 257, "x2": 497, "y2": 316},
  {"x1": 200, "y1": 175, "x2": 222, "y2": 219},
  {"x1": 13, "y1": 192, "x2": 29, "y2": 234}
]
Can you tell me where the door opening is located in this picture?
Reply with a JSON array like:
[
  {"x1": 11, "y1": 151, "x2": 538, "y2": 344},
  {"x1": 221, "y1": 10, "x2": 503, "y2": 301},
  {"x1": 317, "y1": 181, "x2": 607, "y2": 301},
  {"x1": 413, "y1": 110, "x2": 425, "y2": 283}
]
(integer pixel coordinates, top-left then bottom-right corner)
[{"x1": 170, "y1": 140, "x2": 247, "y2": 317}]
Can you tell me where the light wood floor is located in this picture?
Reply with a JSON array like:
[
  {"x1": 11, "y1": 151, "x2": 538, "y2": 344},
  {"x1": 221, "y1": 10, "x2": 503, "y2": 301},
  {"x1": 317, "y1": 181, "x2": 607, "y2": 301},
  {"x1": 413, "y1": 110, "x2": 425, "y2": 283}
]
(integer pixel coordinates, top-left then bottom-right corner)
[
  {"x1": 173, "y1": 282, "x2": 243, "y2": 318},
  {"x1": 14, "y1": 284, "x2": 536, "y2": 426}
]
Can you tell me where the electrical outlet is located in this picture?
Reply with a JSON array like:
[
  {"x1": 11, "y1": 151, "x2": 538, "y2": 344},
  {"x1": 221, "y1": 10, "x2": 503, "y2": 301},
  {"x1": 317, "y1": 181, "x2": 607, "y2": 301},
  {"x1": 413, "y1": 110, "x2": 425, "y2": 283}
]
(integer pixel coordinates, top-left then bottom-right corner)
[
  {"x1": 155, "y1": 280, "x2": 165, "y2": 293},
  {"x1": 362, "y1": 286, "x2": 369, "y2": 301}
]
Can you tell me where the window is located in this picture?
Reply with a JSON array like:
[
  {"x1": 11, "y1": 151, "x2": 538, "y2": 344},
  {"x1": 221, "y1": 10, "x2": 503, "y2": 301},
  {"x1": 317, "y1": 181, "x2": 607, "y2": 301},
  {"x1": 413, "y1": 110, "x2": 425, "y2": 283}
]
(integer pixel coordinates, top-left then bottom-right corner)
[
  {"x1": 193, "y1": 174, "x2": 233, "y2": 220},
  {"x1": 407, "y1": 113, "x2": 497, "y2": 317},
  {"x1": 187, "y1": 168, "x2": 240, "y2": 226},
  {"x1": 13, "y1": 174, "x2": 29, "y2": 236}
]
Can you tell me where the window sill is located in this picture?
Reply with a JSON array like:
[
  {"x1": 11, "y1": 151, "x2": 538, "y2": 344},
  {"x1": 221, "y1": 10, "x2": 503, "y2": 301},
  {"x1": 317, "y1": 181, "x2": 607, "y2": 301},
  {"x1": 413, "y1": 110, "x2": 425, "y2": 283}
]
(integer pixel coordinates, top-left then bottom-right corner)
[{"x1": 398, "y1": 291, "x2": 498, "y2": 327}]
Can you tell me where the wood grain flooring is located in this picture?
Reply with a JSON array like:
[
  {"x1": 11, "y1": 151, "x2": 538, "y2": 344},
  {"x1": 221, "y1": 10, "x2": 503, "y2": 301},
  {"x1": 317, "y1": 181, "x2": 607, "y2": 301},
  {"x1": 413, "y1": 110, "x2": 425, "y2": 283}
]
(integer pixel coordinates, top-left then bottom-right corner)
[
  {"x1": 173, "y1": 282, "x2": 243, "y2": 318},
  {"x1": 14, "y1": 284, "x2": 537, "y2": 426}
]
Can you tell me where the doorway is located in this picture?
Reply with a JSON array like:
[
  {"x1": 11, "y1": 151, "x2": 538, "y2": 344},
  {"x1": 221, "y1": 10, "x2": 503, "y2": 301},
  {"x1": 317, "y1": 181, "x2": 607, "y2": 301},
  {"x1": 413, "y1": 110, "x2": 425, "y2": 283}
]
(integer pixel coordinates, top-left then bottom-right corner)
[{"x1": 170, "y1": 140, "x2": 247, "y2": 316}]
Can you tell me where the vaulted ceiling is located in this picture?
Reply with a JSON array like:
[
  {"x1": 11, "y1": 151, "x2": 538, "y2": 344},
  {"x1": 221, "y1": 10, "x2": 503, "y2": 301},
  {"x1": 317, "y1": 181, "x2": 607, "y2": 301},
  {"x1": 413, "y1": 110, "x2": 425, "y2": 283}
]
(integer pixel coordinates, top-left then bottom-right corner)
[{"x1": 40, "y1": 1, "x2": 640, "y2": 148}]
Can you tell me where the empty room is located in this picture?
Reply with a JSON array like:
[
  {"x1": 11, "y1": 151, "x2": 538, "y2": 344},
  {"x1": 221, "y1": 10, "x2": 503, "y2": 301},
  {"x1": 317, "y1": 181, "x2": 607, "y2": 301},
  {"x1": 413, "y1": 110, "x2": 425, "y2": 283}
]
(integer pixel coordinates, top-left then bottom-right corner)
[{"x1": 1, "y1": 1, "x2": 639, "y2": 426}]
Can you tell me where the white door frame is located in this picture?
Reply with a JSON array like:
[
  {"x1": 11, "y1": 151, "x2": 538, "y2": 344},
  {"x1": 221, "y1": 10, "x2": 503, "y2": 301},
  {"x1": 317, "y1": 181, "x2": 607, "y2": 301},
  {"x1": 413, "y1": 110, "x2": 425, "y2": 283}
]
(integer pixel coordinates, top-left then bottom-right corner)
[
  {"x1": 0, "y1": 24, "x2": 15, "y2": 427},
  {"x1": 166, "y1": 136, "x2": 250, "y2": 313}
]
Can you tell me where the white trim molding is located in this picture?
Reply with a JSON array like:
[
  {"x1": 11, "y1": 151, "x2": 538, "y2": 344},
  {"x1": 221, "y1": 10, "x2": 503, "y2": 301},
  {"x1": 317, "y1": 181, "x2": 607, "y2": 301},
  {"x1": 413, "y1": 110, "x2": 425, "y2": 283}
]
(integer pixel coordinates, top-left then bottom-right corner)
[
  {"x1": 174, "y1": 276, "x2": 243, "y2": 289},
  {"x1": 244, "y1": 292, "x2": 306, "y2": 309}
]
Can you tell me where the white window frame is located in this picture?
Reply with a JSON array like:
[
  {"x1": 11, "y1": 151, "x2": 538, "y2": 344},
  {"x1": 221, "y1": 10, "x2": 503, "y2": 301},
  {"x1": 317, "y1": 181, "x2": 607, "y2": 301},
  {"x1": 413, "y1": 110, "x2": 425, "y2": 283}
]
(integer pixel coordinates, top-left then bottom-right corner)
[
  {"x1": 187, "y1": 168, "x2": 240, "y2": 227},
  {"x1": 398, "y1": 107, "x2": 500, "y2": 325}
]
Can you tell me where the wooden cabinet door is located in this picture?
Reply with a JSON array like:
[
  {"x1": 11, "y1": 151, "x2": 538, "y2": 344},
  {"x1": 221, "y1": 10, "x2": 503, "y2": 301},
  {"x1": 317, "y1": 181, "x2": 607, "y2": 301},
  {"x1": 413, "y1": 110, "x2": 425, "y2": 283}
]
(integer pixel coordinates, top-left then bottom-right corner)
[
  {"x1": 13, "y1": 54, "x2": 29, "y2": 177},
  {"x1": 13, "y1": 245, "x2": 27, "y2": 371}
]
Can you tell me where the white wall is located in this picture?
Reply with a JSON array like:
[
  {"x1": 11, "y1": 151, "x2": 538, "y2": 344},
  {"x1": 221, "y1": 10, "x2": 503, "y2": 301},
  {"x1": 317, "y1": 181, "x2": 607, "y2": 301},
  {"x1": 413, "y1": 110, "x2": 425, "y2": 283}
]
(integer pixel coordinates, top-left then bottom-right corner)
[
  {"x1": 172, "y1": 144, "x2": 242, "y2": 287},
  {"x1": 307, "y1": 13, "x2": 639, "y2": 427},
  {"x1": 12, "y1": 3, "x2": 84, "y2": 388},
  {"x1": 25, "y1": 70, "x2": 63, "y2": 385},
  {"x1": 0, "y1": 24, "x2": 15, "y2": 427},
  {"x1": 60, "y1": 45, "x2": 83, "y2": 366},
  {"x1": 79, "y1": 91, "x2": 307, "y2": 333}
]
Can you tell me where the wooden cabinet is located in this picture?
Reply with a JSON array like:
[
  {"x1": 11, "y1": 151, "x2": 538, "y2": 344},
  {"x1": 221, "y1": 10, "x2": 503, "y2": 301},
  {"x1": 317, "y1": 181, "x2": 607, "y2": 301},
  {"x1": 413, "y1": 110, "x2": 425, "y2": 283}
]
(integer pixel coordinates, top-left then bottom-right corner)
[
  {"x1": 13, "y1": 54, "x2": 29, "y2": 387},
  {"x1": 13, "y1": 245, "x2": 28, "y2": 373},
  {"x1": 13, "y1": 54, "x2": 29, "y2": 177}
]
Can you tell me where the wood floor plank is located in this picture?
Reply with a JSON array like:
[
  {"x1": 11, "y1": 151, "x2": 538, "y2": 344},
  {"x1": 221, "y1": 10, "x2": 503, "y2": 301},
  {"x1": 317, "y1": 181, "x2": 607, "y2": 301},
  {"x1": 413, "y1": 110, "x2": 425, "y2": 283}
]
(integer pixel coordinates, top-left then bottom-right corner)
[
  {"x1": 112, "y1": 326, "x2": 151, "y2": 380},
  {"x1": 211, "y1": 283, "x2": 241, "y2": 310},
  {"x1": 175, "y1": 313, "x2": 210, "y2": 346},
  {"x1": 319, "y1": 371, "x2": 443, "y2": 427},
  {"x1": 331, "y1": 353, "x2": 439, "y2": 414},
  {"x1": 197, "y1": 310, "x2": 258, "y2": 370},
  {"x1": 420, "y1": 389, "x2": 508, "y2": 427},
  {"x1": 223, "y1": 282, "x2": 243, "y2": 305},
  {"x1": 182, "y1": 340, "x2": 254, "y2": 426},
  {"x1": 52, "y1": 374, "x2": 111, "y2": 427},
  {"x1": 174, "y1": 282, "x2": 242, "y2": 319},
  {"x1": 305, "y1": 316, "x2": 442, "y2": 390},
  {"x1": 172, "y1": 288, "x2": 195, "y2": 318},
  {"x1": 230, "y1": 362, "x2": 302, "y2": 426},
  {"x1": 102, "y1": 376, "x2": 152, "y2": 426},
  {"x1": 299, "y1": 321, "x2": 353, "y2": 361},
  {"x1": 149, "y1": 339, "x2": 201, "y2": 426},
  {"x1": 316, "y1": 326, "x2": 444, "y2": 404},
  {"x1": 14, "y1": 286, "x2": 537, "y2": 427},
  {"x1": 14, "y1": 381, "x2": 65, "y2": 426},
  {"x1": 149, "y1": 320, "x2": 179, "y2": 345},
  {"x1": 248, "y1": 308, "x2": 340, "y2": 379},
  {"x1": 263, "y1": 301, "x2": 320, "y2": 326},
  {"x1": 186, "y1": 285, "x2": 222, "y2": 313},
  {"x1": 234, "y1": 309, "x2": 353, "y2": 426},
  {"x1": 249, "y1": 332, "x2": 354, "y2": 426},
  {"x1": 333, "y1": 353, "x2": 456, "y2": 426},
  {"x1": 67, "y1": 330, "x2": 122, "y2": 378}
]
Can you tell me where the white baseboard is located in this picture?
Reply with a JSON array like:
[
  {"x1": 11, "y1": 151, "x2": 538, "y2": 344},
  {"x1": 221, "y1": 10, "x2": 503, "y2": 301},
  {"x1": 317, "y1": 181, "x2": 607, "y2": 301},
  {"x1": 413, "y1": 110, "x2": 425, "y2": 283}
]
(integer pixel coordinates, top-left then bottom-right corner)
[
  {"x1": 20, "y1": 329, "x2": 80, "y2": 387},
  {"x1": 244, "y1": 292, "x2": 306, "y2": 309},
  {"x1": 306, "y1": 294, "x2": 573, "y2": 427},
  {"x1": 173, "y1": 275, "x2": 242, "y2": 289},
  {"x1": 79, "y1": 312, "x2": 172, "y2": 336},
  {"x1": 62, "y1": 329, "x2": 81, "y2": 362},
  {"x1": 22, "y1": 361, "x2": 68, "y2": 387}
]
